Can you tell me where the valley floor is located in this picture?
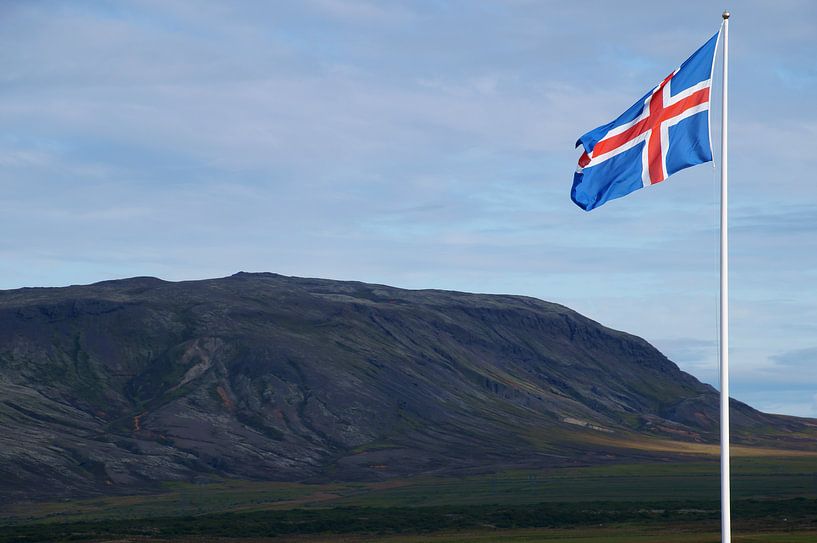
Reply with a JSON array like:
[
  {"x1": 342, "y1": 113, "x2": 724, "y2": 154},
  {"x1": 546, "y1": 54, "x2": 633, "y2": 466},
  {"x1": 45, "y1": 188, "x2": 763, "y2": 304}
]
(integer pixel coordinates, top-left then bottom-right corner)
[
  {"x1": 66, "y1": 530, "x2": 817, "y2": 543},
  {"x1": 2, "y1": 456, "x2": 816, "y2": 542}
]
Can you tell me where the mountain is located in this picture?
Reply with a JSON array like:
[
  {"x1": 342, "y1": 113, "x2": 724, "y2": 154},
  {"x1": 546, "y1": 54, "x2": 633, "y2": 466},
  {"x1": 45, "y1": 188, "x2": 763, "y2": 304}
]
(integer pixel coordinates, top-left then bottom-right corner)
[{"x1": 0, "y1": 273, "x2": 814, "y2": 501}]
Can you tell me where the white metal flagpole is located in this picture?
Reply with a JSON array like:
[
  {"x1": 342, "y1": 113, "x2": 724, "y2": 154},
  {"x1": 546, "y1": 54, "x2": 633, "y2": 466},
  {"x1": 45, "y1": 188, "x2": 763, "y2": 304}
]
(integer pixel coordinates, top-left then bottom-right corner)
[{"x1": 719, "y1": 9, "x2": 731, "y2": 543}]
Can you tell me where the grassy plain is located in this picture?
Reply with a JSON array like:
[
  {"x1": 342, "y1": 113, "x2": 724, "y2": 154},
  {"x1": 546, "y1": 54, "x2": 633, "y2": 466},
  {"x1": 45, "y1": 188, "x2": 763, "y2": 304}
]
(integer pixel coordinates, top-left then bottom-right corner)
[
  {"x1": 2, "y1": 455, "x2": 816, "y2": 542},
  {"x1": 40, "y1": 530, "x2": 817, "y2": 542},
  {"x1": 5, "y1": 456, "x2": 817, "y2": 522}
]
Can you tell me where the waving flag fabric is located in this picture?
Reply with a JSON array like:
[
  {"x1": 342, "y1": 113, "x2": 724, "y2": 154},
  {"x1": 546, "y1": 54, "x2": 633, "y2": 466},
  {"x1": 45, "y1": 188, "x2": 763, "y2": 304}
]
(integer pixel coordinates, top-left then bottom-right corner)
[{"x1": 571, "y1": 32, "x2": 720, "y2": 211}]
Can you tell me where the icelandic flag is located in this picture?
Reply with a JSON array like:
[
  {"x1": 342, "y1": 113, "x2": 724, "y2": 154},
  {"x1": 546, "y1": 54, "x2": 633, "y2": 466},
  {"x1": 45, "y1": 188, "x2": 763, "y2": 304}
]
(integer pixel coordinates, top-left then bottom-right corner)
[{"x1": 571, "y1": 32, "x2": 720, "y2": 211}]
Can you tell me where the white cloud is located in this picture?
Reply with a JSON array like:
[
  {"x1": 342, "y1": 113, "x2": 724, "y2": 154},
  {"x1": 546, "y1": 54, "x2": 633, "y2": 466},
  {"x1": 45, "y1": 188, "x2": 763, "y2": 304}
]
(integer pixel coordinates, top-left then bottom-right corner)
[{"x1": 306, "y1": 0, "x2": 414, "y2": 23}]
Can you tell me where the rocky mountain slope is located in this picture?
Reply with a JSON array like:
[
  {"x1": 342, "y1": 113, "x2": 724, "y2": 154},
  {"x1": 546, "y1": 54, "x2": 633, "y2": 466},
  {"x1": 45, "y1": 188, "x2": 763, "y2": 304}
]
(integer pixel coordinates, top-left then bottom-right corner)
[{"x1": 1, "y1": 273, "x2": 814, "y2": 500}]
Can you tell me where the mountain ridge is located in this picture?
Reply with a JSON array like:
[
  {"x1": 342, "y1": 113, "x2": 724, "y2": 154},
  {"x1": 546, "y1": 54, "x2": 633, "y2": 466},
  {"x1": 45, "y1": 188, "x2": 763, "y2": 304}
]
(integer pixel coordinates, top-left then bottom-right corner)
[{"x1": 1, "y1": 272, "x2": 814, "y2": 501}]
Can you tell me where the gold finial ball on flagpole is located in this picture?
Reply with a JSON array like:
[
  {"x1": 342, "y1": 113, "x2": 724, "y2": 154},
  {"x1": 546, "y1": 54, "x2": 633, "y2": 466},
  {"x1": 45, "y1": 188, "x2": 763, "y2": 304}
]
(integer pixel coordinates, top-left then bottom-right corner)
[{"x1": 722, "y1": 10, "x2": 730, "y2": 19}]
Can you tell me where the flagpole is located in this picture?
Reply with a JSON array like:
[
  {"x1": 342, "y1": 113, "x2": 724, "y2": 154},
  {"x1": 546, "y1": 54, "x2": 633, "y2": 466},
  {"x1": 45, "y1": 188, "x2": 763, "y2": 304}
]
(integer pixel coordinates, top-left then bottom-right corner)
[{"x1": 719, "y1": 9, "x2": 731, "y2": 543}]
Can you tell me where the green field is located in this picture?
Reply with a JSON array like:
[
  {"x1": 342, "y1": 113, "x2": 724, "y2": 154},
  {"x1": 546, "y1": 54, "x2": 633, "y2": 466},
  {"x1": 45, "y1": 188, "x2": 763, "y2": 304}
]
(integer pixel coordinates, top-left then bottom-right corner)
[
  {"x1": 25, "y1": 529, "x2": 815, "y2": 543},
  {"x1": 161, "y1": 530, "x2": 817, "y2": 542},
  {"x1": 2, "y1": 456, "x2": 816, "y2": 542}
]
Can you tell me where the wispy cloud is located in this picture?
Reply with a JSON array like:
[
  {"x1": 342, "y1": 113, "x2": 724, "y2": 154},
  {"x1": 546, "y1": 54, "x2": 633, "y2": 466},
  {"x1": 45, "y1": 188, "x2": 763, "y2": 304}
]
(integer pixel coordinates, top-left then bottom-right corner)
[{"x1": 769, "y1": 347, "x2": 817, "y2": 374}]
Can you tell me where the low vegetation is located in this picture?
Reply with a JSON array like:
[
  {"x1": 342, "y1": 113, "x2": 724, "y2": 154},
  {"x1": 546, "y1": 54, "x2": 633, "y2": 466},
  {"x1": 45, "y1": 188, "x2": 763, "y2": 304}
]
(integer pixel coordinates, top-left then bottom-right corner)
[{"x1": 2, "y1": 458, "x2": 816, "y2": 542}]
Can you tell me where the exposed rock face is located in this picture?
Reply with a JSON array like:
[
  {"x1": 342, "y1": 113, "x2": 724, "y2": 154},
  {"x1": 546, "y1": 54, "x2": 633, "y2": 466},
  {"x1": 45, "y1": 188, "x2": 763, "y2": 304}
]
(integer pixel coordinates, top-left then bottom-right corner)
[{"x1": 0, "y1": 273, "x2": 811, "y2": 500}]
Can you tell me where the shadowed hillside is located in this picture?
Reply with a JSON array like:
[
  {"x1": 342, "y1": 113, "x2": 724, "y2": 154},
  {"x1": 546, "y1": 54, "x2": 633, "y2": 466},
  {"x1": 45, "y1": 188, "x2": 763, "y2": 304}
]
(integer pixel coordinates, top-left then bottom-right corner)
[{"x1": 1, "y1": 272, "x2": 814, "y2": 500}]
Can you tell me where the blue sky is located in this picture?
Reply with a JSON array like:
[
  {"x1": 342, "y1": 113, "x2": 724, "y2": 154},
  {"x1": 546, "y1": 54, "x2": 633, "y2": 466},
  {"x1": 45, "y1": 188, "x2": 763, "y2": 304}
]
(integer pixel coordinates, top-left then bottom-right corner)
[{"x1": 1, "y1": 1, "x2": 816, "y2": 416}]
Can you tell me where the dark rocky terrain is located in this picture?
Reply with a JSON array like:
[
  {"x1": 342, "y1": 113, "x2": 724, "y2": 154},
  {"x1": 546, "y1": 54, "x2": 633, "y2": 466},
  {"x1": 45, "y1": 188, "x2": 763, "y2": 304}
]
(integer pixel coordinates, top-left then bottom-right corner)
[{"x1": 1, "y1": 272, "x2": 814, "y2": 501}]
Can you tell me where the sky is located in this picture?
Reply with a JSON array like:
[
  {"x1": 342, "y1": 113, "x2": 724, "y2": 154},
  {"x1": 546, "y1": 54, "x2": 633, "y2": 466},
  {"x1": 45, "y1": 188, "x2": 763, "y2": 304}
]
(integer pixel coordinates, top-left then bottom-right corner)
[{"x1": 1, "y1": 1, "x2": 816, "y2": 416}]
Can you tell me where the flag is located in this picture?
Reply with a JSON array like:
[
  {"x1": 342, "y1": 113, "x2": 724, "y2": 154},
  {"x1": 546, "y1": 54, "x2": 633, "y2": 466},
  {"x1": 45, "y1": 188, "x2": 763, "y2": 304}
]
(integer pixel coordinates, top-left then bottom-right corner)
[{"x1": 571, "y1": 32, "x2": 720, "y2": 211}]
